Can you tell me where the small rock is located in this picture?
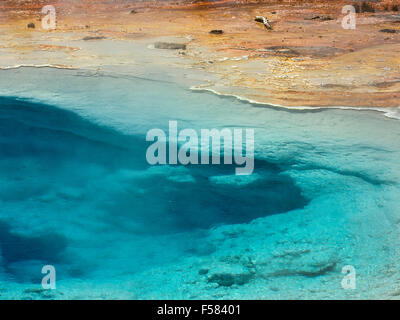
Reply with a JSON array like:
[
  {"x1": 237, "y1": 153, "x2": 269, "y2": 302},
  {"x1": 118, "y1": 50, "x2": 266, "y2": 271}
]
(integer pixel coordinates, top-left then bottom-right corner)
[
  {"x1": 255, "y1": 16, "x2": 272, "y2": 30},
  {"x1": 267, "y1": 259, "x2": 338, "y2": 278},
  {"x1": 207, "y1": 263, "x2": 253, "y2": 287},
  {"x1": 209, "y1": 29, "x2": 224, "y2": 35},
  {"x1": 27, "y1": 22, "x2": 35, "y2": 29},
  {"x1": 154, "y1": 42, "x2": 186, "y2": 50},
  {"x1": 380, "y1": 29, "x2": 397, "y2": 33},
  {"x1": 198, "y1": 268, "x2": 209, "y2": 275},
  {"x1": 24, "y1": 288, "x2": 47, "y2": 294},
  {"x1": 130, "y1": 9, "x2": 137, "y2": 14},
  {"x1": 82, "y1": 36, "x2": 106, "y2": 41},
  {"x1": 305, "y1": 16, "x2": 333, "y2": 21},
  {"x1": 319, "y1": 16, "x2": 333, "y2": 21},
  {"x1": 361, "y1": 1, "x2": 375, "y2": 13}
]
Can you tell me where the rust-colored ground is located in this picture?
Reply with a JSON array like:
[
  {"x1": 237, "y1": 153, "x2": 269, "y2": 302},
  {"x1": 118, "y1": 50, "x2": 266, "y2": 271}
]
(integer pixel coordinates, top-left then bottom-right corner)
[{"x1": 1, "y1": 0, "x2": 400, "y2": 107}]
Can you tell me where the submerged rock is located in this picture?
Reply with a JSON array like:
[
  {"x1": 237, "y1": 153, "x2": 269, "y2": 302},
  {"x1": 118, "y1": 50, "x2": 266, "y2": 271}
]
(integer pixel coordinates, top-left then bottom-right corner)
[
  {"x1": 266, "y1": 258, "x2": 338, "y2": 277},
  {"x1": 207, "y1": 263, "x2": 253, "y2": 287},
  {"x1": 154, "y1": 42, "x2": 187, "y2": 50},
  {"x1": 82, "y1": 36, "x2": 106, "y2": 41},
  {"x1": 256, "y1": 245, "x2": 339, "y2": 279},
  {"x1": 198, "y1": 268, "x2": 209, "y2": 275},
  {"x1": 27, "y1": 22, "x2": 35, "y2": 29}
]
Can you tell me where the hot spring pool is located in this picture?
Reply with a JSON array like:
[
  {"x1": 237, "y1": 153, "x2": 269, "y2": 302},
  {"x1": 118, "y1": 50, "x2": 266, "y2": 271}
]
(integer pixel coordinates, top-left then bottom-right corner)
[{"x1": 0, "y1": 67, "x2": 399, "y2": 299}]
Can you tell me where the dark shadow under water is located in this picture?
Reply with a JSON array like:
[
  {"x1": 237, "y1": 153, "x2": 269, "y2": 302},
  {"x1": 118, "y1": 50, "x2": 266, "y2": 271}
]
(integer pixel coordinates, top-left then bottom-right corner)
[{"x1": 0, "y1": 96, "x2": 308, "y2": 281}]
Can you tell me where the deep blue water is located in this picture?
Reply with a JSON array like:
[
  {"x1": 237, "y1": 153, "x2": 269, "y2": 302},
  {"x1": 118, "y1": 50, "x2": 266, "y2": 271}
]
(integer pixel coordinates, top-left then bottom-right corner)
[{"x1": 0, "y1": 96, "x2": 307, "y2": 283}]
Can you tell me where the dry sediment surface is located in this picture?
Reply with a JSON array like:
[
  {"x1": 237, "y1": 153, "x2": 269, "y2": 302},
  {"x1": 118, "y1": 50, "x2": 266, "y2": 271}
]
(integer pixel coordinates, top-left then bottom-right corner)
[{"x1": 0, "y1": 0, "x2": 399, "y2": 107}]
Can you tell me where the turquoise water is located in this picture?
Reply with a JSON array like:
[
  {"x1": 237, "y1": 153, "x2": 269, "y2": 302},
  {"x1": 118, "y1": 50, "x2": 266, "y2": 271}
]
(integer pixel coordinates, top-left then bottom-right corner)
[{"x1": 0, "y1": 67, "x2": 400, "y2": 299}]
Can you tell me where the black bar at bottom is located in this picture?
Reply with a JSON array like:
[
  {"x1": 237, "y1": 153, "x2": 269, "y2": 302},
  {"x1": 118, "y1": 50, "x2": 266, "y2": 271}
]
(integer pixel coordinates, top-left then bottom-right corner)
[{"x1": 0, "y1": 299, "x2": 388, "y2": 318}]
